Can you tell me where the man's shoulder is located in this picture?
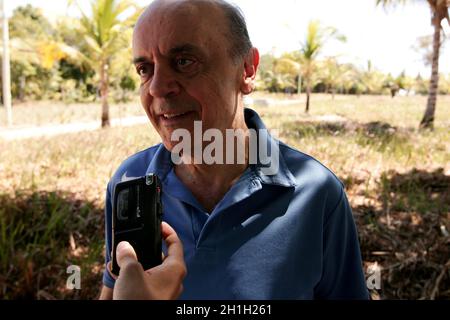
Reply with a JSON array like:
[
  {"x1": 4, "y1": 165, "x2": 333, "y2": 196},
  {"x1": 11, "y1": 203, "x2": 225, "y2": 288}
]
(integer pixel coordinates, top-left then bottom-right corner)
[
  {"x1": 110, "y1": 144, "x2": 162, "y2": 185},
  {"x1": 278, "y1": 141, "x2": 344, "y2": 194}
]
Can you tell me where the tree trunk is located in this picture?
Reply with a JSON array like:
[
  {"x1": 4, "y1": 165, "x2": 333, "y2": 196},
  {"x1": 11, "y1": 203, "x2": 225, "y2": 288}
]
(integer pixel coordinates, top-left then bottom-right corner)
[
  {"x1": 305, "y1": 83, "x2": 311, "y2": 113},
  {"x1": 100, "y1": 62, "x2": 110, "y2": 128},
  {"x1": 391, "y1": 87, "x2": 396, "y2": 98},
  {"x1": 420, "y1": 16, "x2": 441, "y2": 130}
]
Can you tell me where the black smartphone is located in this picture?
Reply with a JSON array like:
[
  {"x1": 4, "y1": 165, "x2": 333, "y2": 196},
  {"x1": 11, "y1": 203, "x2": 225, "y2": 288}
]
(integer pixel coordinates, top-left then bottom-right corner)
[{"x1": 111, "y1": 173, "x2": 163, "y2": 276}]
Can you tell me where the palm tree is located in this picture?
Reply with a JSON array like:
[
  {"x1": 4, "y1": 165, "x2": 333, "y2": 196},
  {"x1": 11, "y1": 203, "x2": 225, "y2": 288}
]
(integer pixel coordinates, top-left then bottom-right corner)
[
  {"x1": 376, "y1": 0, "x2": 449, "y2": 129},
  {"x1": 68, "y1": 0, "x2": 141, "y2": 127},
  {"x1": 319, "y1": 57, "x2": 350, "y2": 99},
  {"x1": 359, "y1": 60, "x2": 388, "y2": 94},
  {"x1": 299, "y1": 21, "x2": 346, "y2": 113},
  {"x1": 7, "y1": 31, "x2": 72, "y2": 102}
]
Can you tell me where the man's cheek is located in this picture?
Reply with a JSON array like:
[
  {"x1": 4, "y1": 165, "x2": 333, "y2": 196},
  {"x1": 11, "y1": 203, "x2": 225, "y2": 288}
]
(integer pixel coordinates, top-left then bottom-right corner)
[{"x1": 140, "y1": 95, "x2": 153, "y2": 118}]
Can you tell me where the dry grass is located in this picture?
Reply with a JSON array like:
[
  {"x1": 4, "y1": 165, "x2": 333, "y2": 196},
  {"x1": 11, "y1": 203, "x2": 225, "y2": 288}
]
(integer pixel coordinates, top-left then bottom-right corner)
[
  {"x1": 0, "y1": 93, "x2": 449, "y2": 299},
  {"x1": 0, "y1": 98, "x2": 145, "y2": 127}
]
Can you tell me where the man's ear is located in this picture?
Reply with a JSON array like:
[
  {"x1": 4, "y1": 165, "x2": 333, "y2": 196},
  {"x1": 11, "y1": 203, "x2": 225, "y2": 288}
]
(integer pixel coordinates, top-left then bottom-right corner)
[{"x1": 240, "y1": 47, "x2": 260, "y2": 95}]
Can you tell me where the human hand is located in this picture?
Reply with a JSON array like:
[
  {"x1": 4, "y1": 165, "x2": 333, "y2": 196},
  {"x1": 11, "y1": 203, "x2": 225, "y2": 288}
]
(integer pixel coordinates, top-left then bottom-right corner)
[{"x1": 110, "y1": 222, "x2": 187, "y2": 300}]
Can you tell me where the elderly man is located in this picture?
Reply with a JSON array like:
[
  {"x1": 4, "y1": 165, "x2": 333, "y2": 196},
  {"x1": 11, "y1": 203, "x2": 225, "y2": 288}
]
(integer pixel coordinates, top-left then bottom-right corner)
[{"x1": 100, "y1": 0, "x2": 369, "y2": 300}]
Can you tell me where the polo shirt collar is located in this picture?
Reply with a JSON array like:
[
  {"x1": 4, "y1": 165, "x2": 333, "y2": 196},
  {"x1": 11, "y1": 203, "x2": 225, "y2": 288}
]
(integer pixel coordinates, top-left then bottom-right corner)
[
  {"x1": 145, "y1": 108, "x2": 297, "y2": 189},
  {"x1": 244, "y1": 108, "x2": 297, "y2": 188}
]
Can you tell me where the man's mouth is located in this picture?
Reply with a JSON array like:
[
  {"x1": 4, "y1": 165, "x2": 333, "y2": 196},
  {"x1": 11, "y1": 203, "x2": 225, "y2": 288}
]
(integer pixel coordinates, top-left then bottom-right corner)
[
  {"x1": 163, "y1": 112, "x2": 190, "y2": 119},
  {"x1": 159, "y1": 111, "x2": 195, "y2": 125}
]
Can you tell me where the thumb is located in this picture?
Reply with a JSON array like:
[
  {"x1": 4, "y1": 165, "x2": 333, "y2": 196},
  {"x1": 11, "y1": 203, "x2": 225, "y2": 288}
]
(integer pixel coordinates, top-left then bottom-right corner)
[{"x1": 116, "y1": 241, "x2": 138, "y2": 269}]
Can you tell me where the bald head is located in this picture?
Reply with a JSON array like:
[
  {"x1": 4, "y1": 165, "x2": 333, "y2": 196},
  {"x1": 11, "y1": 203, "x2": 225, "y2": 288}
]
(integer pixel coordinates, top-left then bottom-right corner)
[{"x1": 135, "y1": 0, "x2": 252, "y2": 62}]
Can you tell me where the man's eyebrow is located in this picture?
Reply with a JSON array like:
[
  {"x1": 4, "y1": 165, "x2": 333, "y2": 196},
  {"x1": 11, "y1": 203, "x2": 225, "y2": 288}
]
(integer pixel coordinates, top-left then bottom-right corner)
[
  {"x1": 133, "y1": 56, "x2": 150, "y2": 64},
  {"x1": 169, "y1": 44, "x2": 203, "y2": 55},
  {"x1": 132, "y1": 45, "x2": 204, "y2": 64}
]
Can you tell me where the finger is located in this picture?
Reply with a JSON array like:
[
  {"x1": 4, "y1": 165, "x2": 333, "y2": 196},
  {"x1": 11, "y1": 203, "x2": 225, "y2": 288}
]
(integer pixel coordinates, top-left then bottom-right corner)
[
  {"x1": 116, "y1": 241, "x2": 139, "y2": 269},
  {"x1": 161, "y1": 221, "x2": 176, "y2": 239},
  {"x1": 161, "y1": 222, "x2": 184, "y2": 262}
]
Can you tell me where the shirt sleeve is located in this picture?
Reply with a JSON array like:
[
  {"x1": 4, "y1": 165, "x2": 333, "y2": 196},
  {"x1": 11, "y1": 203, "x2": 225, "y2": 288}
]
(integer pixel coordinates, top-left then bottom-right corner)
[
  {"x1": 314, "y1": 187, "x2": 369, "y2": 299},
  {"x1": 102, "y1": 182, "x2": 116, "y2": 289}
]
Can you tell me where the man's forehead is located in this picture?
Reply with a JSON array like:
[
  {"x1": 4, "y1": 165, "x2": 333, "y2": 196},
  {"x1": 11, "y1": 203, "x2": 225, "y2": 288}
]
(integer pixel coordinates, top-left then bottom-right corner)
[
  {"x1": 133, "y1": 0, "x2": 227, "y2": 56},
  {"x1": 133, "y1": 25, "x2": 213, "y2": 58},
  {"x1": 135, "y1": 0, "x2": 225, "y2": 32}
]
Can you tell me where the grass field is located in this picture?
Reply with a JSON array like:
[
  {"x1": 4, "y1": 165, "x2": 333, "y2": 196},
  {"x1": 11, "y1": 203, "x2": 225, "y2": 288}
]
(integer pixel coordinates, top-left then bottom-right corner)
[{"x1": 0, "y1": 93, "x2": 449, "y2": 299}]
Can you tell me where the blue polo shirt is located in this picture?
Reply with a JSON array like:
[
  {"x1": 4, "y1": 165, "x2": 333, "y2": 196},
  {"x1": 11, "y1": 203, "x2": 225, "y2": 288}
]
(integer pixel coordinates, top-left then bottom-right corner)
[{"x1": 102, "y1": 108, "x2": 369, "y2": 299}]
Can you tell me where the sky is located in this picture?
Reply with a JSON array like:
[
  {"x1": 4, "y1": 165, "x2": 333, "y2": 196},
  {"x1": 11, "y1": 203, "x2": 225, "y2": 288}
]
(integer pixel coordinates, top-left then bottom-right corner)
[{"x1": 5, "y1": 0, "x2": 450, "y2": 77}]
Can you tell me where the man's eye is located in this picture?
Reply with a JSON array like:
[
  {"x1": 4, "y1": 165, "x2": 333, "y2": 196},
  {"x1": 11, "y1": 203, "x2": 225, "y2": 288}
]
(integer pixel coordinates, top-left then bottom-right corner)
[
  {"x1": 137, "y1": 64, "x2": 153, "y2": 78},
  {"x1": 175, "y1": 58, "x2": 196, "y2": 70}
]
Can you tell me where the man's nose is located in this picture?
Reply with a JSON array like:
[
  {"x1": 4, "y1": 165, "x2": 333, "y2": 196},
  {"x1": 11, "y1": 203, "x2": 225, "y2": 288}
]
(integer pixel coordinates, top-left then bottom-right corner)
[{"x1": 149, "y1": 64, "x2": 181, "y2": 98}]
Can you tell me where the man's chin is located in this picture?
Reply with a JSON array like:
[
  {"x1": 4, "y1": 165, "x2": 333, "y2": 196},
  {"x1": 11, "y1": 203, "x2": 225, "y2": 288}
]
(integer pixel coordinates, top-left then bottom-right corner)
[
  {"x1": 162, "y1": 140, "x2": 175, "y2": 152},
  {"x1": 160, "y1": 126, "x2": 195, "y2": 142}
]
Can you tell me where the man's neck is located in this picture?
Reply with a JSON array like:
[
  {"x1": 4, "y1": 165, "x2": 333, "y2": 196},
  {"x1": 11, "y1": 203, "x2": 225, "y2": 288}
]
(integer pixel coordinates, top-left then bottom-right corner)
[{"x1": 174, "y1": 124, "x2": 250, "y2": 213}]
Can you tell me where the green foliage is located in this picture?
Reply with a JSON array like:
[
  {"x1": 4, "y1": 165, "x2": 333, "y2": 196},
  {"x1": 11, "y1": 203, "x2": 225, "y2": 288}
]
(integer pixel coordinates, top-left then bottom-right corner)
[
  {"x1": 316, "y1": 57, "x2": 353, "y2": 95},
  {"x1": 0, "y1": 190, "x2": 103, "y2": 299},
  {"x1": 300, "y1": 20, "x2": 346, "y2": 62},
  {"x1": 256, "y1": 53, "x2": 299, "y2": 93},
  {"x1": 3, "y1": 2, "x2": 447, "y2": 104},
  {"x1": 2, "y1": 3, "x2": 141, "y2": 104},
  {"x1": 414, "y1": 74, "x2": 430, "y2": 95},
  {"x1": 438, "y1": 73, "x2": 450, "y2": 94},
  {"x1": 9, "y1": 4, "x2": 55, "y2": 40},
  {"x1": 255, "y1": 52, "x2": 436, "y2": 96},
  {"x1": 66, "y1": 0, "x2": 142, "y2": 124}
]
